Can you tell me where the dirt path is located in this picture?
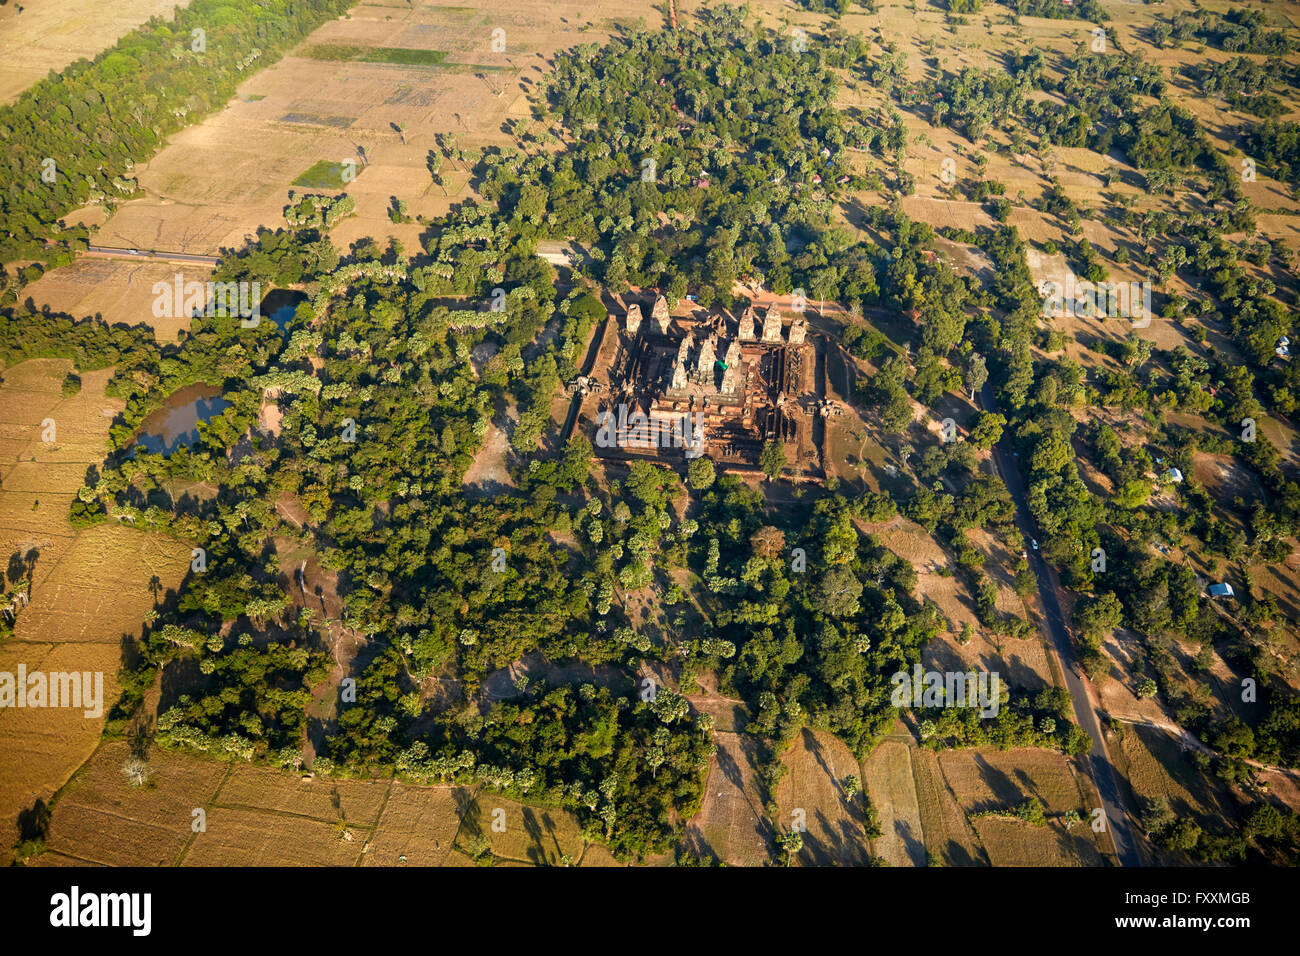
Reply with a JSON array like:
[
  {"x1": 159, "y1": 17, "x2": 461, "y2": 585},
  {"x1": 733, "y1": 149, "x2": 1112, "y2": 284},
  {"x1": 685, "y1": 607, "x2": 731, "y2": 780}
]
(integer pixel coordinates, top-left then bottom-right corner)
[{"x1": 1114, "y1": 716, "x2": 1300, "y2": 780}]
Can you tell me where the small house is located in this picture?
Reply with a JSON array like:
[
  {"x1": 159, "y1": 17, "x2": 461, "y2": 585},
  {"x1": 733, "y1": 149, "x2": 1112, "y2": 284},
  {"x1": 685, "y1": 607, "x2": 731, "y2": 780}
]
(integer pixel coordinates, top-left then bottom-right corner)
[{"x1": 1207, "y1": 582, "x2": 1235, "y2": 599}]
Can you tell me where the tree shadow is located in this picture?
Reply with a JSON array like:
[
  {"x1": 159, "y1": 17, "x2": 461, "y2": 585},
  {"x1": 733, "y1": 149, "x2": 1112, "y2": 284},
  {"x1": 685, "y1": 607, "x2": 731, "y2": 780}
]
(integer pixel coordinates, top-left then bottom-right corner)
[
  {"x1": 15, "y1": 798, "x2": 52, "y2": 849},
  {"x1": 894, "y1": 818, "x2": 927, "y2": 866},
  {"x1": 971, "y1": 753, "x2": 1022, "y2": 812}
]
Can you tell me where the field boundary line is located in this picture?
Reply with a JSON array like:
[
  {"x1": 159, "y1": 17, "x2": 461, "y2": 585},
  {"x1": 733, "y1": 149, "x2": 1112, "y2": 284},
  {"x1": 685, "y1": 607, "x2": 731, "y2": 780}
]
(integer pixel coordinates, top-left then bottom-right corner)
[
  {"x1": 174, "y1": 760, "x2": 236, "y2": 864},
  {"x1": 206, "y1": 798, "x2": 382, "y2": 830},
  {"x1": 40, "y1": 847, "x2": 112, "y2": 867},
  {"x1": 355, "y1": 775, "x2": 397, "y2": 866},
  {"x1": 51, "y1": 801, "x2": 189, "y2": 835}
]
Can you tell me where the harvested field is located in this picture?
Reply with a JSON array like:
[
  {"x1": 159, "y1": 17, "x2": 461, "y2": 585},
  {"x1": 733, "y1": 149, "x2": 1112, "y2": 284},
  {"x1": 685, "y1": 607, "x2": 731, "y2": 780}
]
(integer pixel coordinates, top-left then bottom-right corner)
[
  {"x1": 776, "y1": 728, "x2": 872, "y2": 866},
  {"x1": 937, "y1": 747, "x2": 1111, "y2": 866},
  {"x1": 938, "y1": 748, "x2": 1092, "y2": 817},
  {"x1": 29, "y1": 850, "x2": 105, "y2": 867},
  {"x1": 17, "y1": 524, "x2": 191, "y2": 644},
  {"x1": 19, "y1": 259, "x2": 210, "y2": 343},
  {"x1": 910, "y1": 746, "x2": 987, "y2": 866},
  {"x1": 577, "y1": 842, "x2": 623, "y2": 867},
  {"x1": 216, "y1": 762, "x2": 389, "y2": 827},
  {"x1": 184, "y1": 805, "x2": 365, "y2": 866},
  {"x1": 37, "y1": 740, "x2": 605, "y2": 867},
  {"x1": 863, "y1": 738, "x2": 926, "y2": 866},
  {"x1": 0, "y1": 361, "x2": 192, "y2": 859},
  {"x1": 40, "y1": 740, "x2": 226, "y2": 866},
  {"x1": 0, "y1": 641, "x2": 123, "y2": 863},
  {"x1": 0, "y1": 0, "x2": 181, "y2": 103},
  {"x1": 361, "y1": 781, "x2": 462, "y2": 867},
  {"x1": 684, "y1": 731, "x2": 771, "y2": 866},
  {"x1": 33, "y1": 0, "x2": 671, "y2": 264},
  {"x1": 969, "y1": 815, "x2": 1104, "y2": 867},
  {"x1": 453, "y1": 790, "x2": 585, "y2": 866}
]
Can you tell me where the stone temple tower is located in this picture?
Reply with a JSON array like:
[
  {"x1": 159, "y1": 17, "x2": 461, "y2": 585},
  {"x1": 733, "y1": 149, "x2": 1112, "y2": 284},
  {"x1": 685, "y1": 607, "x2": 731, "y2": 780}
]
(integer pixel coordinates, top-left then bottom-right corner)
[
  {"x1": 671, "y1": 335, "x2": 691, "y2": 390},
  {"x1": 761, "y1": 305, "x2": 783, "y2": 343},
  {"x1": 738, "y1": 305, "x2": 758, "y2": 341},
  {"x1": 695, "y1": 335, "x2": 717, "y2": 386},
  {"x1": 650, "y1": 295, "x2": 672, "y2": 336},
  {"x1": 720, "y1": 339, "x2": 743, "y2": 395},
  {"x1": 625, "y1": 303, "x2": 643, "y2": 335}
]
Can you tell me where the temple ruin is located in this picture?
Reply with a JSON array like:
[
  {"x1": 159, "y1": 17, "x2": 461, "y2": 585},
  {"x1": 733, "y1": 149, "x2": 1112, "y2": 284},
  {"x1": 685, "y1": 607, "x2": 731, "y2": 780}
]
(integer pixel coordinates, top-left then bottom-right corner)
[{"x1": 574, "y1": 292, "x2": 824, "y2": 476}]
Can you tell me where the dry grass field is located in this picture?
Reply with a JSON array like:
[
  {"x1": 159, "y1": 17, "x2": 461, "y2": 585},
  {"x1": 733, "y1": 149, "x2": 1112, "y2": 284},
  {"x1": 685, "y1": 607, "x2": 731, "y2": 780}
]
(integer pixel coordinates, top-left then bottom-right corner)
[
  {"x1": 34, "y1": 739, "x2": 603, "y2": 866},
  {"x1": 0, "y1": 641, "x2": 123, "y2": 864},
  {"x1": 0, "y1": 362, "x2": 192, "y2": 861},
  {"x1": 910, "y1": 745, "x2": 988, "y2": 865},
  {"x1": 21, "y1": 259, "x2": 212, "y2": 343},
  {"x1": 451, "y1": 791, "x2": 586, "y2": 866},
  {"x1": 937, "y1": 747, "x2": 1113, "y2": 866},
  {"x1": 775, "y1": 727, "x2": 872, "y2": 866},
  {"x1": 684, "y1": 730, "x2": 772, "y2": 866},
  {"x1": 0, "y1": 0, "x2": 181, "y2": 104},
  {"x1": 862, "y1": 737, "x2": 927, "y2": 866},
  {"x1": 34, "y1": 739, "x2": 226, "y2": 866},
  {"x1": 360, "y1": 780, "x2": 462, "y2": 866},
  {"x1": 217, "y1": 761, "x2": 389, "y2": 825},
  {"x1": 185, "y1": 806, "x2": 367, "y2": 866}
]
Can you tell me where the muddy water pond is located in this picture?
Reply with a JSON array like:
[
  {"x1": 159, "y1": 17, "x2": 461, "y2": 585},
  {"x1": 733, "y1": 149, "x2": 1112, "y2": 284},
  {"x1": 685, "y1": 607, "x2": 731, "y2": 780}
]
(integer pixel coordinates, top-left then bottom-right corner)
[{"x1": 132, "y1": 384, "x2": 229, "y2": 455}]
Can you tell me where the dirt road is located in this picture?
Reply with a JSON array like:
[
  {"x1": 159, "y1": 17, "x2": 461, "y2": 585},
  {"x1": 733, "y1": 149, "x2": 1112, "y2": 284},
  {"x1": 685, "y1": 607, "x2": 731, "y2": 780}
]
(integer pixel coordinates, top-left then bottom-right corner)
[{"x1": 981, "y1": 384, "x2": 1142, "y2": 866}]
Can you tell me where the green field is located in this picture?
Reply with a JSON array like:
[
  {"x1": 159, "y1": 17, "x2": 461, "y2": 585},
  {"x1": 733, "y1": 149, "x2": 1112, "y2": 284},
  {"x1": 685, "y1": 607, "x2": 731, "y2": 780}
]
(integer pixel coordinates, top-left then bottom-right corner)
[
  {"x1": 303, "y1": 44, "x2": 449, "y2": 67},
  {"x1": 292, "y1": 160, "x2": 355, "y2": 189}
]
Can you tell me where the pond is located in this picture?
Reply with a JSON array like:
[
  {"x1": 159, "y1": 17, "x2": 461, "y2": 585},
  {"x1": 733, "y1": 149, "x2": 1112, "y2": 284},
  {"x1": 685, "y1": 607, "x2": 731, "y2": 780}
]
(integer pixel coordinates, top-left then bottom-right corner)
[
  {"x1": 260, "y1": 288, "x2": 309, "y2": 332},
  {"x1": 132, "y1": 384, "x2": 229, "y2": 456}
]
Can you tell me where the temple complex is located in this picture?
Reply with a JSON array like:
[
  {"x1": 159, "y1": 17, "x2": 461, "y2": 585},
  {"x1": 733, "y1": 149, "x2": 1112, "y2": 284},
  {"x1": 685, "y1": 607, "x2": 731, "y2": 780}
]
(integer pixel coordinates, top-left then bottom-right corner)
[{"x1": 577, "y1": 291, "x2": 824, "y2": 476}]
